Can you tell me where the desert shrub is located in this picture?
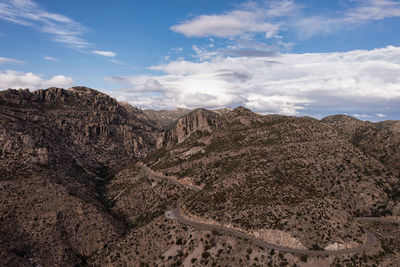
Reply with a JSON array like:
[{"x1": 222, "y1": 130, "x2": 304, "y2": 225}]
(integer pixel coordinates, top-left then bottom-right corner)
[
  {"x1": 202, "y1": 251, "x2": 210, "y2": 258},
  {"x1": 300, "y1": 254, "x2": 307, "y2": 262},
  {"x1": 311, "y1": 244, "x2": 323, "y2": 251},
  {"x1": 212, "y1": 230, "x2": 219, "y2": 236}
]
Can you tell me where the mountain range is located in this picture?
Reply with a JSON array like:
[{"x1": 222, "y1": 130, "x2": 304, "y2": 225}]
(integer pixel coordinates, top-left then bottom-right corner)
[{"x1": 1, "y1": 87, "x2": 400, "y2": 266}]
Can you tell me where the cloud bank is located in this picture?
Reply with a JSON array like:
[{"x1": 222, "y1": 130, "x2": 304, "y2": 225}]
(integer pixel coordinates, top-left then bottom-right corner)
[
  {"x1": 104, "y1": 0, "x2": 400, "y2": 118},
  {"x1": 106, "y1": 45, "x2": 400, "y2": 116},
  {"x1": 0, "y1": 69, "x2": 74, "y2": 89},
  {"x1": 171, "y1": 0, "x2": 297, "y2": 39},
  {"x1": 171, "y1": 0, "x2": 400, "y2": 40}
]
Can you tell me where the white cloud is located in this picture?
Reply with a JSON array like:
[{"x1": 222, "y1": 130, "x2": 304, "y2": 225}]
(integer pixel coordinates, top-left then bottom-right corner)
[
  {"x1": 170, "y1": 0, "x2": 297, "y2": 39},
  {"x1": 0, "y1": 56, "x2": 23, "y2": 64},
  {"x1": 171, "y1": 12, "x2": 280, "y2": 38},
  {"x1": 43, "y1": 55, "x2": 59, "y2": 61},
  {"x1": 296, "y1": 0, "x2": 400, "y2": 37},
  {"x1": 376, "y1": 113, "x2": 387, "y2": 117},
  {"x1": 142, "y1": 79, "x2": 164, "y2": 91},
  {"x1": 171, "y1": 0, "x2": 400, "y2": 41},
  {"x1": 344, "y1": 0, "x2": 400, "y2": 23},
  {"x1": 352, "y1": 113, "x2": 369, "y2": 118},
  {"x1": 93, "y1": 50, "x2": 117, "y2": 57},
  {"x1": 105, "y1": 45, "x2": 400, "y2": 116},
  {"x1": 0, "y1": 0, "x2": 89, "y2": 48},
  {"x1": 0, "y1": 69, "x2": 74, "y2": 89}
]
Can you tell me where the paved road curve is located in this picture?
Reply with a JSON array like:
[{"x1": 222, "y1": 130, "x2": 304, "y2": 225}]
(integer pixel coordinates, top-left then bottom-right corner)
[
  {"x1": 139, "y1": 163, "x2": 201, "y2": 192},
  {"x1": 140, "y1": 163, "x2": 392, "y2": 256},
  {"x1": 357, "y1": 217, "x2": 400, "y2": 224},
  {"x1": 166, "y1": 206, "x2": 378, "y2": 256}
]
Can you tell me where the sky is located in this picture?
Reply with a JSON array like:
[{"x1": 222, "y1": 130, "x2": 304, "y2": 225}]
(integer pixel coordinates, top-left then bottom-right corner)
[{"x1": 1, "y1": 0, "x2": 400, "y2": 120}]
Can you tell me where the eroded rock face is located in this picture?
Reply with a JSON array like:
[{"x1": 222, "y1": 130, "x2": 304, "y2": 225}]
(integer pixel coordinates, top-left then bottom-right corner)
[
  {"x1": 0, "y1": 87, "x2": 160, "y2": 266},
  {"x1": 176, "y1": 109, "x2": 218, "y2": 143},
  {"x1": 0, "y1": 87, "x2": 159, "y2": 175},
  {"x1": 253, "y1": 229, "x2": 307, "y2": 250},
  {"x1": 159, "y1": 108, "x2": 223, "y2": 146}
]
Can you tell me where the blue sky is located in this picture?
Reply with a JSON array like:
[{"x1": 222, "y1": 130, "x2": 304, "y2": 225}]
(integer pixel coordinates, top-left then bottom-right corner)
[{"x1": 1, "y1": 0, "x2": 400, "y2": 120}]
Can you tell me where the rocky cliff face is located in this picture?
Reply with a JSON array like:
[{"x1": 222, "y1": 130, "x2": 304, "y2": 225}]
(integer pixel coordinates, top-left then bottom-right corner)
[
  {"x1": 157, "y1": 108, "x2": 223, "y2": 147},
  {"x1": 0, "y1": 87, "x2": 159, "y2": 176},
  {"x1": 0, "y1": 87, "x2": 161, "y2": 266},
  {"x1": 174, "y1": 109, "x2": 222, "y2": 144}
]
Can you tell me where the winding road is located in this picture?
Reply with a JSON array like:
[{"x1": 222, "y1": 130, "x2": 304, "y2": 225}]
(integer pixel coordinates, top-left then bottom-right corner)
[
  {"x1": 166, "y1": 206, "x2": 378, "y2": 256},
  {"x1": 140, "y1": 163, "x2": 400, "y2": 256},
  {"x1": 139, "y1": 163, "x2": 201, "y2": 192},
  {"x1": 357, "y1": 217, "x2": 400, "y2": 224}
]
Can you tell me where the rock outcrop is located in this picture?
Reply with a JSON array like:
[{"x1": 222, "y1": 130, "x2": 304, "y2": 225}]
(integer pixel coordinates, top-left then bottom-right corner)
[
  {"x1": 0, "y1": 87, "x2": 159, "y2": 175},
  {"x1": 174, "y1": 109, "x2": 221, "y2": 143},
  {"x1": 159, "y1": 108, "x2": 223, "y2": 146},
  {"x1": 0, "y1": 87, "x2": 160, "y2": 266}
]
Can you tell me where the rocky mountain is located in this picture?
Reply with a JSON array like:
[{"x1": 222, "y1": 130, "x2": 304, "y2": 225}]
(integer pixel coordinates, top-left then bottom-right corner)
[
  {"x1": 322, "y1": 115, "x2": 400, "y2": 179},
  {"x1": 1, "y1": 87, "x2": 400, "y2": 266},
  {"x1": 0, "y1": 87, "x2": 159, "y2": 173},
  {"x1": 0, "y1": 87, "x2": 160, "y2": 266},
  {"x1": 145, "y1": 108, "x2": 398, "y2": 249}
]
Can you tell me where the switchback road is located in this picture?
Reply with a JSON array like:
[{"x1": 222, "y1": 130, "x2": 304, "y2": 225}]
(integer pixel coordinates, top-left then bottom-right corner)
[
  {"x1": 166, "y1": 206, "x2": 378, "y2": 256},
  {"x1": 139, "y1": 163, "x2": 201, "y2": 192},
  {"x1": 140, "y1": 163, "x2": 392, "y2": 256}
]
